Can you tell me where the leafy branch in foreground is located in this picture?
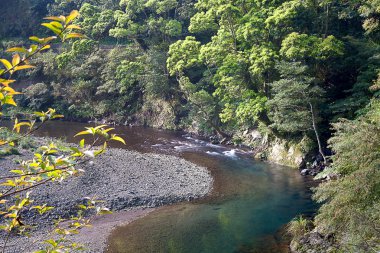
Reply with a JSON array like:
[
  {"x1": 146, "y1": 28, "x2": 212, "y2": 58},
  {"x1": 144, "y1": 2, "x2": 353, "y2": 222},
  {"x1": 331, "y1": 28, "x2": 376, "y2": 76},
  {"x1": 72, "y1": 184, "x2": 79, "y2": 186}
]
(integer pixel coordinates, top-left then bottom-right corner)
[{"x1": 0, "y1": 10, "x2": 125, "y2": 252}]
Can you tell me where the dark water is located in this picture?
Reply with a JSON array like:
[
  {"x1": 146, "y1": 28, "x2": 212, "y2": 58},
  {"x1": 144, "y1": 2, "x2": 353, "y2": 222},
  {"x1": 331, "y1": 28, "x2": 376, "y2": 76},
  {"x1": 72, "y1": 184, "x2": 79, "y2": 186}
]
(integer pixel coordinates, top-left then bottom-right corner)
[{"x1": 8, "y1": 121, "x2": 316, "y2": 253}]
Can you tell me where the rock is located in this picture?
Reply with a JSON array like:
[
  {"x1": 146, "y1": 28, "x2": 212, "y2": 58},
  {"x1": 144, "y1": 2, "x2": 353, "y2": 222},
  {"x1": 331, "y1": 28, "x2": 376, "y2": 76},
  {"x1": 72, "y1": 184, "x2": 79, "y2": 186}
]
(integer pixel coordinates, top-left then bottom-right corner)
[
  {"x1": 254, "y1": 152, "x2": 266, "y2": 160},
  {"x1": 293, "y1": 231, "x2": 336, "y2": 253},
  {"x1": 301, "y1": 169, "x2": 309, "y2": 176},
  {"x1": 209, "y1": 135, "x2": 219, "y2": 144},
  {"x1": 250, "y1": 130, "x2": 262, "y2": 141},
  {"x1": 315, "y1": 154, "x2": 324, "y2": 163},
  {"x1": 303, "y1": 157, "x2": 329, "y2": 177},
  {"x1": 306, "y1": 232, "x2": 325, "y2": 246},
  {"x1": 0, "y1": 147, "x2": 214, "y2": 252},
  {"x1": 267, "y1": 139, "x2": 306, "y2": 168},
  {"x1": 310, "y1": 170, "x2": 319, "y2": 177},
  {"x1": 299, "y1": 159, "x2": 307, "y2": 170}
]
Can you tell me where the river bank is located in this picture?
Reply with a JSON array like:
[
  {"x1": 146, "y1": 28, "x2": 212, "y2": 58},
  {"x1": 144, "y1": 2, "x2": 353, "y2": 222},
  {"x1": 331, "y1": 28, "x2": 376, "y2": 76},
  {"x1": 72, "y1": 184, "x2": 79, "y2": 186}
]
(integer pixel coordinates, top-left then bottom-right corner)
[{"x1": 0, "y1": 146, "x2": 213, "y2": 252}]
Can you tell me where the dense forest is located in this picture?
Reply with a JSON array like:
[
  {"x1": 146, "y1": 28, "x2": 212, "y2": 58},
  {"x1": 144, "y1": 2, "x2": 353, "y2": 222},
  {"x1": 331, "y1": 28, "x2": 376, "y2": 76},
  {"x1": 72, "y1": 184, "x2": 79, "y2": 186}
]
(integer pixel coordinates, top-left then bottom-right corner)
[{"x1": 0, "y1": 0, "x2": 379, "y2": 252}]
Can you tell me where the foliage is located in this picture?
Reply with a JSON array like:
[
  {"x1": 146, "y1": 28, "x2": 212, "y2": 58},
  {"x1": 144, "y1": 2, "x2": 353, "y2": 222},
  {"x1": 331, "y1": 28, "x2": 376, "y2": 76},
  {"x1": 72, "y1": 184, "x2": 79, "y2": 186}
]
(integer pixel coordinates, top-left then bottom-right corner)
[
  {"x1": 166, "y1": 0, "x2": 348, "y2": 136},
  {"x1": 0, "y1": 11, "x2": 125, "y2": 252},
  {"x1": 167, "y1": 36, "x2": 201, "y2": 76},
  {"x1": 109, "y1": 0, "x2": 190, "y2": 47},
  {"x1": 0, "y1": 127, "x2": 35, "y2": 150},
  {"x1": 287, "y1": 216, "x2": 312, "y2": 240},
  {"x1": 313, "y1": 100, "x2": 380, "y2": 252},
  {"x1": 1, "y1": 0, "x2": 378, "y2": 136},
  {"x1": 1, "y1": 0, "x2": 380, "y2": 251},
  {"x1": 267, "y1": 62, "x2": 324, "y2": 134},
  {"x1": 280, "y1": 33, "x2": 344, "y2": 61},
  {"x1": 78, "y1": 3, "x2": 115, "y2": 39}
]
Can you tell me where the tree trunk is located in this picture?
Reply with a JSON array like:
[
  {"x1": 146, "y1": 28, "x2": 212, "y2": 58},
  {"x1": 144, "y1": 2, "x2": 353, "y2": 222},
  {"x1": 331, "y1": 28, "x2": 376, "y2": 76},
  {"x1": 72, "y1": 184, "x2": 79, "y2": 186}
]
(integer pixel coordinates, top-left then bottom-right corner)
[
  {"x1": 309, "y1": 102, "x2": 327, "y2": 164},
  {"x1": 180, "y1": 89, "x2": 231, "y2": 140},
  {"x1": 209, "y1": 120, "x2": 230, "y2": 139}
]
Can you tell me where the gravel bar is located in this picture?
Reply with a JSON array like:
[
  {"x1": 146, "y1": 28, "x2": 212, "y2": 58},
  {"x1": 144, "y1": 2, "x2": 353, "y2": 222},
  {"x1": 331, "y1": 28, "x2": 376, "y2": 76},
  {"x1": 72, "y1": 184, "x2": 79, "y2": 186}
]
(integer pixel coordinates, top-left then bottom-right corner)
[{"x1": 0, "y1": 147, "x2": 213, "y2": 252}]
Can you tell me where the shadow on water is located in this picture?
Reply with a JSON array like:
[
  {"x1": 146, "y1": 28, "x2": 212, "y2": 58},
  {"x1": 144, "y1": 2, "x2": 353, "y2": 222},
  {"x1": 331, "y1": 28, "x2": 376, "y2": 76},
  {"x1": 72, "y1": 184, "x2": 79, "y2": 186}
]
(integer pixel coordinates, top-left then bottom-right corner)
[{"x1": 1, "y1": 121, "x2": 317, "y2": 253}]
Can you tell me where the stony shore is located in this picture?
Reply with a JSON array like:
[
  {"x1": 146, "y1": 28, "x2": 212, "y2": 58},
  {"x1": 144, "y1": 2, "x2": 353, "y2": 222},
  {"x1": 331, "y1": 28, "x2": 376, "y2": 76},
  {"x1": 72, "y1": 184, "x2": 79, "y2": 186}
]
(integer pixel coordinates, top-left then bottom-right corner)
[{"x1": 0, "y1": 147, "x2": 213, "y2": 252}]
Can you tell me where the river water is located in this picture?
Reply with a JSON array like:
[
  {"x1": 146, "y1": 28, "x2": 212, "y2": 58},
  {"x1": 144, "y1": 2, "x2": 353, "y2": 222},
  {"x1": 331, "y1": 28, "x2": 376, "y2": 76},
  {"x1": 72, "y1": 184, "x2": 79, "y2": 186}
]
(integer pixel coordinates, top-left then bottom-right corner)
[{"x1": 25, "y1": 121, "x2": 315, "y2": 253}]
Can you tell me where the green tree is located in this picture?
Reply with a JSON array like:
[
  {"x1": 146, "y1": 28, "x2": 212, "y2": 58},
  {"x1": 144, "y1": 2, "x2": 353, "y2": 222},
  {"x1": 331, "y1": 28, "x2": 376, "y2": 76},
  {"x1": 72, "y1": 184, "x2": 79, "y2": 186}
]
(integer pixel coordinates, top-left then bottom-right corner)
[
  {"x1": 0, "y1": 10, "x2": 124, "y2": 252},
  {"x1": 313, "y1": 100, "x2": 380, "y2": 252},
  {"x1": 78, "y1": 3, "x2": 116, "y2": 40},
  {"x1": 267, "y1": 61, "x2": 326, "y2": 162},
  {"x1": 109, "y1": 0, "x2": 189, "y2": 48}
]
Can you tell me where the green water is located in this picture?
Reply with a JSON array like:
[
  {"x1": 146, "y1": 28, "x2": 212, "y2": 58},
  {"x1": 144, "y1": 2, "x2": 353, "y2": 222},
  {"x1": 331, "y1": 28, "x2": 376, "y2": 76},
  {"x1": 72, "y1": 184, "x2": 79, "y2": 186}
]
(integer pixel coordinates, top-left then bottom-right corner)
[
  {"x1": 8, "y1": 121, "x2": 315, "y2": 253},
  {"x1": 106, "y1": 151, "x2": 316, "y2": 253}
]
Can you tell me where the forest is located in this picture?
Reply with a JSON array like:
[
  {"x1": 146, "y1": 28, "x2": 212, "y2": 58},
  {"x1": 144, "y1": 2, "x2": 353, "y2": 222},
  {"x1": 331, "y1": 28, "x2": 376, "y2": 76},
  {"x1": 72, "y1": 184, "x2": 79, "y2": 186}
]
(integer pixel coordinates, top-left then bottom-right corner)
[{"x1": 0, "y1": 0, "x2": 379, "y2": 252}]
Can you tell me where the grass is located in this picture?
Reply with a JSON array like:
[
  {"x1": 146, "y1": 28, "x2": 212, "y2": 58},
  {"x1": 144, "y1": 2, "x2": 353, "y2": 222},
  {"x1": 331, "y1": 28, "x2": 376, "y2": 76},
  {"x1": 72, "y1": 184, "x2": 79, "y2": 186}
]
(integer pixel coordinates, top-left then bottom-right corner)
[{"x1": 287, "y1": 215, "x2": 313, "y2": 240}]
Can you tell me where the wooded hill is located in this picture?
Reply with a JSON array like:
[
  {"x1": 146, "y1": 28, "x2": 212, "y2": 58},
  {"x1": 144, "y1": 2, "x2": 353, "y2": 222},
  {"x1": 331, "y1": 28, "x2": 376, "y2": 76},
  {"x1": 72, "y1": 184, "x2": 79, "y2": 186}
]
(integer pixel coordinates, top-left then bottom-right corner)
[{"x1": 0, "y1": 0, "x2": 379, "y2": 252}]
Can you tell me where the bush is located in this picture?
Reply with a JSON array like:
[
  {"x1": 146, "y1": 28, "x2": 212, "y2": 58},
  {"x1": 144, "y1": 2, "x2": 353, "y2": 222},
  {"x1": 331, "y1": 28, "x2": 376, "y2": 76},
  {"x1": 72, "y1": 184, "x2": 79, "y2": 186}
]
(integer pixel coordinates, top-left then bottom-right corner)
[
  {"x1": 287, "y1": 216, "x2": 312, "y2": 240},
  {"x1": 313, "y1": 100, "x2": 380, "y2": 252}
]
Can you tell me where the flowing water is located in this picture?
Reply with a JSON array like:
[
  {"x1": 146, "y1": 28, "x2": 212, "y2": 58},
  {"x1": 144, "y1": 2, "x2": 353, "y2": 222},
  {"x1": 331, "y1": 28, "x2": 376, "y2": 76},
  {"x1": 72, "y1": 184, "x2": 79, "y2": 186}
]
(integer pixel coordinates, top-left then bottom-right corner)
[{"x1": 11, "y1": 121, "x2": 316, "y2": 253}]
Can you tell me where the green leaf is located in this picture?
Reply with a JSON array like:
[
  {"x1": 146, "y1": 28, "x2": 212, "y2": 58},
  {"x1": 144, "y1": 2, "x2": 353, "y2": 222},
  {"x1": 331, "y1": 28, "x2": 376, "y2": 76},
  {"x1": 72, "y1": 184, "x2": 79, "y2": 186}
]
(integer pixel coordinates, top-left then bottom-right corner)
[
  {"x1": 28, "y1": 45, "x2": 38, "y2": 54},
  {"x1": 0, "y1": 59, "x2": 12, "y2": 70},
  {"x1": 111, "y1": 136, "x2": 126, "y2": 145},
  {"x1": 3, "y1": 86, "x2": 21, "y2": 95},
  {"x1": 14, "y1": 65, "x2": 35, "y2": 71},
  {"x1": 103, "y1": 128, "x2": 115, "y2": 133},
  {"x1": 10, "y1": 170, "x2": 24, "y2": 175},
  {"x1": 78, "y1": 204, "x2": 87, "y2": 210},
  {"x1": 51, "y1": 114, "x2": 64, "y2": 119},
  {"x1": 29, "y1": 36, "x2": 42, "y2": 43},
  {"x1": 6, "y1": 47, "x2": 28, "y2": 53},
  {"x1": 41, "y1": 23, "x2": 62, "y2": 36},
  {"x1": 1, "y1": 180, "x2": 16, "y2": 187},
  {"x1": 66, "y1": 24, "x2": 82, "y2": 30},
  {"x1": 79, "y1": 139, "x2": 85, "y2": 148},
  {"x1": 65, "y1": 10, "x2": 80, "y2": 24},
  {"x1": 44, "y1": 15, "x2": 66, "y2": 22},
  {"x1": 4, "y1": 96, "x2": 17, "y2": 106},
  {"x1": 74, "y1": 130, "x2": 92, "y2": 137},
  {"x1": 34, "y1": 111, "x2": 44, "y2": 117},
  {"x1": 40, "y1": 45, "x2": 51, "y2": 51},
  {"x1": 94, "y1": 149, "x2": 105, "y2": 156},
  {"x1": 0, "y1": 78, "x2": 15, "y2": 86},
  {"x1": 94, "y1": 125, "x2": 107, "y2": 130},
  {"x1": 65, "y1": 33, "x2": 85, "y2": 40},
  {"x1": 44, "y1": 239, "x2": 58, "y2": 247},
  {"x1": 29, "y1": 36, "x2": 57, "y2": 44},
  {"x1": 50, "y1": 21, "x2": 63, "y2": 29},
  {"x1": 12, "y1": 54, "x2": 20, "y2": 66},
  {"x1": 13, "y1": 121, "x2": 31, "y2": 133}
]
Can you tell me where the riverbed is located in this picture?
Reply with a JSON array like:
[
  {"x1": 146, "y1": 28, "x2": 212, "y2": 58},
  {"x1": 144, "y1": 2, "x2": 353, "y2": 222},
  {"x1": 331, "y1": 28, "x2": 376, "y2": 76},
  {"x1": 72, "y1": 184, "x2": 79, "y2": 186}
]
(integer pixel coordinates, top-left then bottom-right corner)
[{"x1": 1, "y1": 121, "x2": 316, "y2": 252}]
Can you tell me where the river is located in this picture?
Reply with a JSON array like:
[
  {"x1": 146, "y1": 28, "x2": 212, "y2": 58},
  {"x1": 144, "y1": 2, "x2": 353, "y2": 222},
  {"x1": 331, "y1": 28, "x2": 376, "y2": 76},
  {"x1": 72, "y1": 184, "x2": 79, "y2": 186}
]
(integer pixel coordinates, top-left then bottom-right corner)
[{"x1": 27, "y1": 121, "x2": 316, "y2": 253}]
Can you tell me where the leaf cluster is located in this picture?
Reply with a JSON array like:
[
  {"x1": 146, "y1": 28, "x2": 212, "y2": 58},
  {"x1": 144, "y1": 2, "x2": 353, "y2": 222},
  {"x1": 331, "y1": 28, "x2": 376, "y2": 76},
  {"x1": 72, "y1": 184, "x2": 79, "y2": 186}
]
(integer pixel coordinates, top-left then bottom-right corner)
[{"x1": 0, "y1": 10, "x2": 126, "y2": 252}]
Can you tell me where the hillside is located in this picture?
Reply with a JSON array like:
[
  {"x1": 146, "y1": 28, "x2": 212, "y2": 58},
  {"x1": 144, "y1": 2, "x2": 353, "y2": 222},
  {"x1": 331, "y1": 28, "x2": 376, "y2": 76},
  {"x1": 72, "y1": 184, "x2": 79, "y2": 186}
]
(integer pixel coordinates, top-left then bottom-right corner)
[{"x1": 1, "y1": 0, "x2": 379, "y2": 252}]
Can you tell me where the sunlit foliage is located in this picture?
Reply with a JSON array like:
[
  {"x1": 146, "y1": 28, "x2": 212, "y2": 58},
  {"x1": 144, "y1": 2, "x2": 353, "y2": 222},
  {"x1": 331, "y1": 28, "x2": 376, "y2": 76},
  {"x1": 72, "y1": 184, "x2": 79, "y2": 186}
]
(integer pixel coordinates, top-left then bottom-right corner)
[{"x1": 0, "y1": 10, "x2": 125, "y2": 252}]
